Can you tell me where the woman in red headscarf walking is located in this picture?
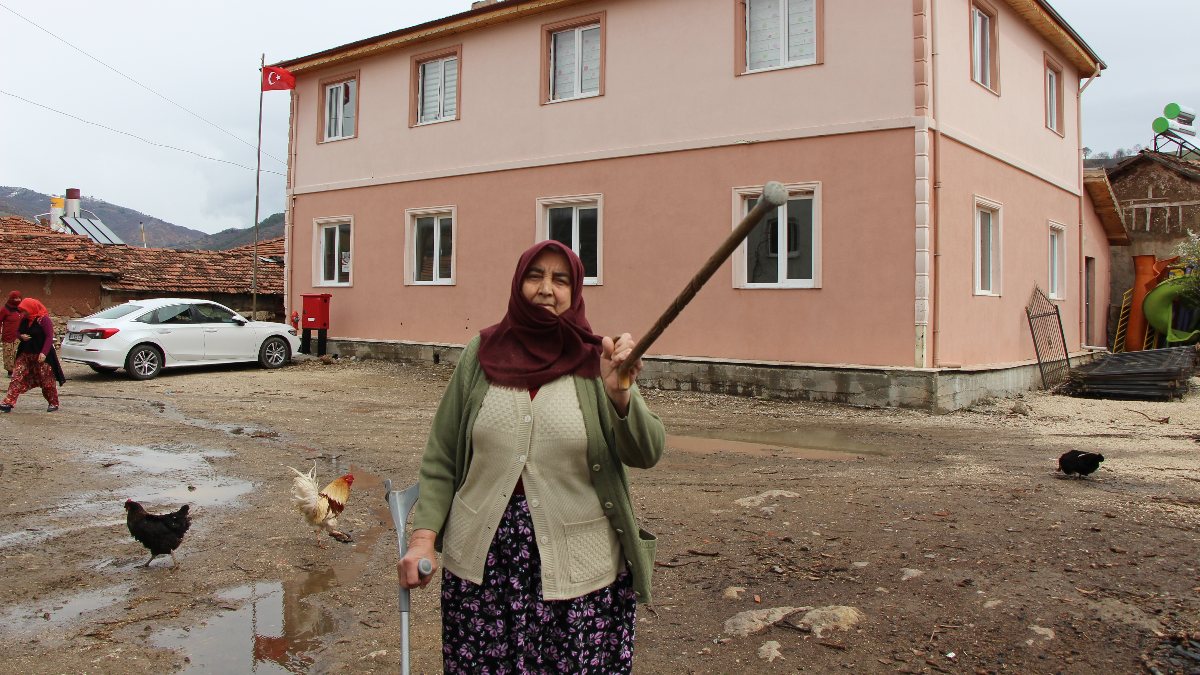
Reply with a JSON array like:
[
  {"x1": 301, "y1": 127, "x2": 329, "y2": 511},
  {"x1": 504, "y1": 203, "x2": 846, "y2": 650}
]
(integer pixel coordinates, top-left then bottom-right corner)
[
  {"x1": 397, "y1": 240, "x2": 665, "y2": 673},
  {"x1": 1, "y1": 297, "x2": 66, "y2": 413},
  {"x1": 0, "y1": 290, "x2": 22, "y2": 375}
]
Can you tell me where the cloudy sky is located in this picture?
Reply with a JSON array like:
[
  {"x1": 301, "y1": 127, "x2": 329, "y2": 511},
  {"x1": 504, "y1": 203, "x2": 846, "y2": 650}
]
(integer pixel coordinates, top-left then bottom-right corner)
[{"x1": 2, "y1": 1, "x2": 1198, "y2": 234}]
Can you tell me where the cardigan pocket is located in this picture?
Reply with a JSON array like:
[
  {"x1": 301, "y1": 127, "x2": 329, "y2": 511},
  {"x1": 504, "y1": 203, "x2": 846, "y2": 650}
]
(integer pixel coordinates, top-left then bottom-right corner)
[
  {"x1": 565, "y1": 516, "x2": 616, "y2": 583},
  {"x1": 636, "y1": 527, "x2": 657, "y2": 562},
  {"x1": 444, "y1": 493, "x2": 480, "y2": 562}
]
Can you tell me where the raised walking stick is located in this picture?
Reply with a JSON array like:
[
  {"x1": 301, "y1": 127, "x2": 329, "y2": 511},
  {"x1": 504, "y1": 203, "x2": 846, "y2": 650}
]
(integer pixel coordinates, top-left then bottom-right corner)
[
  {"x1": 616, "y1": 181, "x2": 789, "y2": 387},
  {"x1": 384, "y1": 480, "x2": 433, "y2": 675}
]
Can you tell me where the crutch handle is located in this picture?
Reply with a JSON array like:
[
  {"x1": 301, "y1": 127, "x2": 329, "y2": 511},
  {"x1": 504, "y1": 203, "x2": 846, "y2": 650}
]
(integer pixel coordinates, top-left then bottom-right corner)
[{"x1": 418, "y1": 558, "x2": 433, "y2": 578}]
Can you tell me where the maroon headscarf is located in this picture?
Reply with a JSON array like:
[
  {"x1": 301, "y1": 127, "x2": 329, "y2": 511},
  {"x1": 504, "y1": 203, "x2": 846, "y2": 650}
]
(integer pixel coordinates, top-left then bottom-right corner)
[
  {"x1": 478, "y1": 240, "x2": 603, "y2": 388},
  {"x1": 5, "y1": 290, "x2": 20, "y2": 308}
]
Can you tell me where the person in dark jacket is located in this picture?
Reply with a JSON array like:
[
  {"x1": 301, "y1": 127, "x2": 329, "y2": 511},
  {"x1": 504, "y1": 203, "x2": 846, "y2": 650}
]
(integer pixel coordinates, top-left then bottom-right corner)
[
  {"x1": 0, "y1": 290, "x2": 22, "y2": 375},
  {"x1": 1, "y1": 297, "x2": 65, "y2": 413}
]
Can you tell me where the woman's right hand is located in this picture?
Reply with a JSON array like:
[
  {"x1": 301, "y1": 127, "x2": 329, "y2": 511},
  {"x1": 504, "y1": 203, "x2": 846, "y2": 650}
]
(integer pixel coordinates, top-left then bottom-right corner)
[{"x1": 397, "y1": 529, "x2": 439, "y2": 589}]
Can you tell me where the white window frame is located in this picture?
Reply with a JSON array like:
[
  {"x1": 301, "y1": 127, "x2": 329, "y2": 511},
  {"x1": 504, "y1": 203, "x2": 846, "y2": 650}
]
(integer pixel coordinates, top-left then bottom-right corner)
[
  {"x1": 732, "y1": 182, "x2": 821, "y2": 289},
  {"x1": 745, "y1": 0, "x2": 819, "y2": 74},
  {"x1": 974, "y1": 197, "x2": 1002, "y2": 296},
  {"x1": 314, "y1": 216, "x2": 353, "y2": 287},
  {"x1": 971, "y1": 4, "x2": 995, "y2": 90},
  {"x1": 535, "y1": 194, "x2": 603, "y2": 285},
  {"x1": 405, "y1": 206, "x2": 457, "y2": 286},
  {"x1": 1048, "y1": 221, "x2": 1066, "y2": 300},
  {"x1": 1045, "y1": 66, "x2": 1058, "y2": 132},
  {"x1": 323, "y1": 79, "x2": 357, "y2": 141},
  {"x1": 549, "y1": 24, "x2": 601, "y2": 102},
  {"x1": 417, "y1": 55, "x2": 458, "y2": 125}
]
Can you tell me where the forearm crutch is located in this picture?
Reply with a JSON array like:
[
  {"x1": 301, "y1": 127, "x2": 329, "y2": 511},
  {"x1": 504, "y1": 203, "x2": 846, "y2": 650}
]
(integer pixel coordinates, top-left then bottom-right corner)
[{"x1": 384, "y1": 480, "x2": 433, "y2": 675}]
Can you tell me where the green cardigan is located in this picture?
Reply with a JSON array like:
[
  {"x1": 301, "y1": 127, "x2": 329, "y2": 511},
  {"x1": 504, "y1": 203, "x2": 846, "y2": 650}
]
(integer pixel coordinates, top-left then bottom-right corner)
[{"x1": 412, "y1": 336, "x2": 666, "y2": 603}]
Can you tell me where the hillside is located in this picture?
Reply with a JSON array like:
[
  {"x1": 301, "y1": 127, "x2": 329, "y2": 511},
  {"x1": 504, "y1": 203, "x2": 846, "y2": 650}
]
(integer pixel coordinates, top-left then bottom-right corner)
[
  {"x1": 185, "y1": 212, "x2": 285, "y2": 250},
  {"x1": 0, "y1": 187, "x2": 282, "y2": 250}
]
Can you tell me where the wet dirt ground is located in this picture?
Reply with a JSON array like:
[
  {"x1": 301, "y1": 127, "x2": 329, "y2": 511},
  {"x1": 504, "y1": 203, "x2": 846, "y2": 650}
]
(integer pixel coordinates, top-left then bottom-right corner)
[{"x1": 0, "y1": 356, "x2": 1197, "y2": 674}]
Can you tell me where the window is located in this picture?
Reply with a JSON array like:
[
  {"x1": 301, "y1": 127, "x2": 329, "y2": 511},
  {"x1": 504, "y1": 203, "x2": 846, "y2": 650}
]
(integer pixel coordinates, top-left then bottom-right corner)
[
  {"x1": 412, "y1": 47, "x2": 461, "y2": 126},
  {"x1": 744, "y1": 0, "x2": 819, "y2": 72},
  {"x1": 970, "y1": 2, "x2": 998, "y2": 91},
  {"x1": 1048, "y1": 223, "x2": 1065, "y2": 299},
  {"x1": 1045, "y1": 56, "x2": 1064, "y2": 134},
  {"x1": 137, "y1": 304, "x2": 193, "y2": 325},
  {"x1": 537, "y1": 195, "x2": 601, "y2": 284},
  {"x1": 193, "y1": 303, "x2": 241, "y2": 324},
  {"x1": 974, "y1": 198, "x2": 1001, "y2": 295},
  {"x1": 541, "y1": 13, "x2": 605, "y2": 103},
  {"x1": 405, "y1": 207, "x2": 455, "y2": 285},
  {"x1": 316, "y1": 219, "x2": 352, "y2": 285},
  {"x1": 734, "y1": 183, "x2": 820, "y2": 288},
  {"x1": 321, "y1": 75, "x2": 357, "y2": 141}
]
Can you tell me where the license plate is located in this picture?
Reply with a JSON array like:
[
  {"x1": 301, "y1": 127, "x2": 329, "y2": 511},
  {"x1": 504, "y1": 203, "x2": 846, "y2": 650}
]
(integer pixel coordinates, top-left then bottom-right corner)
[{"x1": 67, "y1": 332, "x2": 83, "y2": 343}]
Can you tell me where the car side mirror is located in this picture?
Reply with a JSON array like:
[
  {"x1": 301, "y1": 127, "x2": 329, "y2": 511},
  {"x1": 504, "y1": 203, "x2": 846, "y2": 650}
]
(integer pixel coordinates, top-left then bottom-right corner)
[{"x1": 232, "y1": 317, "x2": 247, "y2": 326}]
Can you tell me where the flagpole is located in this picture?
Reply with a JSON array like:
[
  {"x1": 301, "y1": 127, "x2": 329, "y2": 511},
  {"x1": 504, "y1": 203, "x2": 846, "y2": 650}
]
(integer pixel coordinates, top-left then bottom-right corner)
[{"x1": 252, "y1": 53, "x2": 265, "y2": 318}]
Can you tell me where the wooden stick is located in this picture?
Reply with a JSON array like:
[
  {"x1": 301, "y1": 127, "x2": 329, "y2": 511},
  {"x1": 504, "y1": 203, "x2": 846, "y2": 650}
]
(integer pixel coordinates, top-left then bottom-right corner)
[{"x1": 618, "y1": 181, "x2": 788, "y2": 385}]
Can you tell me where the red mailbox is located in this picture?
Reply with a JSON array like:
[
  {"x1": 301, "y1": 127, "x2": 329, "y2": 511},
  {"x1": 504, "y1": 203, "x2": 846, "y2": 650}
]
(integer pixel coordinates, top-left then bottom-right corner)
[{"x1": 301, "y1": 293, "x2": 332, "y2": 330}]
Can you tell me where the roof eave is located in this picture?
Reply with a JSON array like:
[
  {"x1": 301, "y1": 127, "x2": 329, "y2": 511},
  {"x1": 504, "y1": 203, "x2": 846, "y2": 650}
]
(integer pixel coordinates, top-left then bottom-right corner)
[
  {"x1": 1083, "y1": 169, "x2": 1130, "y2": 246},
  {"x1": 1002, "y1": 0, "x2": 1105, "y2": 74}
]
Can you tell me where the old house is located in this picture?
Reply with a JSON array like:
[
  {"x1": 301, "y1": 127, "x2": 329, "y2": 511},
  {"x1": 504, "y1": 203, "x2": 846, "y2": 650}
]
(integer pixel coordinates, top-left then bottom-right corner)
[
  {"x1": 1104, "y1": 151, "x2": 1200, "y2": 339},
  {"x1": 276, "y1": 0, "x2": 1125, "y2": 410},
  {"x1": 0, "y1": 216, "x2": 286, "y2": 321}
]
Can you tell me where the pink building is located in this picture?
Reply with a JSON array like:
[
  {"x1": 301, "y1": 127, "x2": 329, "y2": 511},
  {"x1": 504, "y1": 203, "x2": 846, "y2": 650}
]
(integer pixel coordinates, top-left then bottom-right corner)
[{"x1": 276, "y1": 0, "x2": 1127, "y2": 410}]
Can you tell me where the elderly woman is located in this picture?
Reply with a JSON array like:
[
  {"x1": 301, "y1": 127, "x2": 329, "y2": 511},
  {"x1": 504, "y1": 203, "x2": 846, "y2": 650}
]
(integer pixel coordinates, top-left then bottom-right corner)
[
  {"x1": 1, "y1": 298, "x2": 65, "y2": 413},
  {"x1": 399, "y1": 240, "x2": 665, "y2": 673},
  {"x1": 0, "y1": 290, "x2": 22, "y2": 375}
]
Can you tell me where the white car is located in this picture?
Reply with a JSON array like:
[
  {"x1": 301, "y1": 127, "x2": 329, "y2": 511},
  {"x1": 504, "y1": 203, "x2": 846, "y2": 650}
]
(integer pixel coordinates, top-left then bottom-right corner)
[{"x1": 60, "y1": 298, "x2": 301, "y2": 380}]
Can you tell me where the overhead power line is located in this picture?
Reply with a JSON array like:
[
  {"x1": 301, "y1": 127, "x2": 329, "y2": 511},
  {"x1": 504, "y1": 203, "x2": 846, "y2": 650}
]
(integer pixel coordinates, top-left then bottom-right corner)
[
  {"x1": 0, "y1": 89, "x2": 285, "y2": 176},
  {"x1": 0, "y1": 1, "x2": 287, "y2": 166}
]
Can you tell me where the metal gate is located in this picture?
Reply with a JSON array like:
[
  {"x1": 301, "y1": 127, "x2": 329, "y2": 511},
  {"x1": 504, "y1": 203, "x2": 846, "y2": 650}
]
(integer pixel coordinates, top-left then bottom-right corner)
[{"x1": 1026, "y1": 285, "x2": 1071, "y2": 389}]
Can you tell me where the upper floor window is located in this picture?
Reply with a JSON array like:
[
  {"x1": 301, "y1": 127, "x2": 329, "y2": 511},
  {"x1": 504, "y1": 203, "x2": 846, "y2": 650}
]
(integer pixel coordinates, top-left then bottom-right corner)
[
  {"x1": 405, "y1": 207, "x2": 455, "y2": 285},
  {"x1": 1045, "y1": 56, "x2": 1064, "y2": 135},
  {"x1": 413, "y1": 47, "x2": 460, "y2": 126},
  {"x1": 542, "y1": 13, "x2": 605, "y2": 103},
  {"x1": 316, "y1": 218, "x2": 352, "y2": 285},
  {"x1": 975, "y1": 197, "x2": 1001, "y2": 296},
  {"x1": 1048, "y1": 222, "x2": 1065, "y2": 299},
  {"x1": 970, "y1": 2, "x2": 999, "y2": 92},
  {"x1": 734, "y1": 183, "x2": 820, "y2": 288},
  {"x1": 745, "y1": 0, "x2": 819, "y2": 72},
  {"x1": 537, "y1": 195, "x2": 601, "y2": 284},
  {"x1": 321, "y1": 75, "x2": 358, "y2": 141}
]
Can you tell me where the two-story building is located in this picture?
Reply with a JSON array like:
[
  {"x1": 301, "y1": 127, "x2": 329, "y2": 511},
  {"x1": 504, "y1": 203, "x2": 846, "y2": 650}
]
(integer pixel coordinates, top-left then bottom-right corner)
[{"x1": 276, "y1": 0, "x2": 1125, "y2": 410}]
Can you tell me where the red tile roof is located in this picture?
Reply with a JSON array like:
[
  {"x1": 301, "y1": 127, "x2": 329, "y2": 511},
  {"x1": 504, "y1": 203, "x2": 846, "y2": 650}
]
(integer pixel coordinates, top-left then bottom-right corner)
[
  {"x1": 226, "y1": 236, "x2": 286, "y2": 258},
  {"x1": 0, "y1": 217, "x2": 282, "y2": 294}
]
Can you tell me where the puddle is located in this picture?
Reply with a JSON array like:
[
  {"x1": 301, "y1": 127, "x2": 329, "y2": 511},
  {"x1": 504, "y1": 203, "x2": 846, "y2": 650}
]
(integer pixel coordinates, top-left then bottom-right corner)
[
  {"x1": 153, "y1": 398, "x2": 277, "y2": 438},
  {"x1": 0, "y1": 583, "x2": 131, "y2": 637},
  {"x1": 667, "y1": 428, "x2": 883, "y2": 459},
  {"x1": 153, "y1": 464, "x2": 396, "y2": 671},
  {"x1": 154, "y1": 581, "x2": 335, "y2": 674},
  {"x1": 92, "y1": 445, "x2": 254, "y2": 508}
]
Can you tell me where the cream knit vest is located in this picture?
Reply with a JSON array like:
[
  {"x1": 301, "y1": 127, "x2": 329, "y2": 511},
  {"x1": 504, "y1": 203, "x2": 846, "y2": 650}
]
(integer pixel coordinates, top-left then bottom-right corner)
[{"x1": 440, "y1": 376, "x2": 622, "y2": 600}]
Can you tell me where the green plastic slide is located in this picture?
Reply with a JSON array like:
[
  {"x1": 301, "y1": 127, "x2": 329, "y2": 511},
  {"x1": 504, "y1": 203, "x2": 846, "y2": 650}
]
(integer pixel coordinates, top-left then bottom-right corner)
[{"x1": 1142, "y1": 277, "x2": 1200, "y2": 345}]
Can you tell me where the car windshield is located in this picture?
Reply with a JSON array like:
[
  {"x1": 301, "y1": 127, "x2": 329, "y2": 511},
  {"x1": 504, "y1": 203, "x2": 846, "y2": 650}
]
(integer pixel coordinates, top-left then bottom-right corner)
[{"x1": 88, "y1": 304, "x2": 143, "y2": 320}]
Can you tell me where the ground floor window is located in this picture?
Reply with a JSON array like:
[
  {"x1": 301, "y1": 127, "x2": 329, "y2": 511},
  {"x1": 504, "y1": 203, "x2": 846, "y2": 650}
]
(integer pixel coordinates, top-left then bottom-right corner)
[
  {"x1": 974, "y1": 198, "x2": 1001, "y2": 295},
  {"x1": 406, "y1": 207, "x2": 455, "y2": 284},
  {"x1": 734, "y1": 183, "x2": 820, "y2": 288},
  {"x1": 536, "y1": 195, "x2": 602, "y2": 284},
  {"x1": 1048, "y1": 222, "x2": 1065, "y2": 299},
  {"x1": 316, "y1": 218, "x2": 352, "y2": 285}
]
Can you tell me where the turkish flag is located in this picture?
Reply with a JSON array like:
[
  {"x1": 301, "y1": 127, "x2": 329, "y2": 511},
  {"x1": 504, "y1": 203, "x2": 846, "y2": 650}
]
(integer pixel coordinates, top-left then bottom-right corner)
[{"x1": 261, "y1": 66, "x2": 295, "y2": 91}]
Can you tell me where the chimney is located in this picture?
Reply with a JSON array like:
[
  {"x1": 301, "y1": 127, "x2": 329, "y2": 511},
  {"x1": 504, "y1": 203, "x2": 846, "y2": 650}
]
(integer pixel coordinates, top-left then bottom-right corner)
[
  {"x1": 65, "y1": 188, "x2": 81, "y2": 217},
  {"x1": 49, "y1": 195, "x2": 66, "y2": 232}
]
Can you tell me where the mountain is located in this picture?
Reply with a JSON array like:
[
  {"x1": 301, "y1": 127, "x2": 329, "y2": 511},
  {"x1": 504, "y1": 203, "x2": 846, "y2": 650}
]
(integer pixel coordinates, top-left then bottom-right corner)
[
  {"x1": 184, "y1": 212, "x2": 285, "y2": 250},
  {"x1": 0, "y1": 187, "x2": 283, "y2": 250}
]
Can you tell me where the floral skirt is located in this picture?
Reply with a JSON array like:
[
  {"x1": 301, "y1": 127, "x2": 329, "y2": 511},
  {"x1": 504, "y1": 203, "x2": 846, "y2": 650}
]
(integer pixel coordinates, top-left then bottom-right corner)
[
  {"x1": 440, "y1": 494, "x2": 637, "y2": 674},
  {"x1": 3, "y1": 352, "x2": 58, "y2": 407}
]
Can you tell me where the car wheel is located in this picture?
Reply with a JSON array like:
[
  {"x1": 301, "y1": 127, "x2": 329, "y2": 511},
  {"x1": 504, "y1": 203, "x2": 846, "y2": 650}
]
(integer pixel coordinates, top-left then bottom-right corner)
[
  {"x1": 88, "y1": 364, "x2": 119, "y2": 374},
  {"x1": 259, "y1": 336, "x2": 290, "y2": 369},
  {"x1": 125, "y1": 344, "x2": 163, "y2": 380}
]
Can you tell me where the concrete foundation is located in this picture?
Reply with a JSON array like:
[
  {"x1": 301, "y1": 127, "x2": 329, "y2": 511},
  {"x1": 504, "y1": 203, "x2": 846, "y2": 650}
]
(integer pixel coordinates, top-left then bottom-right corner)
[{"x1": 326, "y1": 338, "x2": 1103, "y2": 413}]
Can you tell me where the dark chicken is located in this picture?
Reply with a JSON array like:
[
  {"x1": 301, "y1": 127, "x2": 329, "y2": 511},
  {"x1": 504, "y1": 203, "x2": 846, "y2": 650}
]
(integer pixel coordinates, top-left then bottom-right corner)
[
  {"x1": 124, "y1": 499, "x2": 191, "y2": 567},
  {"x1": 1058, "y1": 450, "x2": 1104, "y2": 477}
]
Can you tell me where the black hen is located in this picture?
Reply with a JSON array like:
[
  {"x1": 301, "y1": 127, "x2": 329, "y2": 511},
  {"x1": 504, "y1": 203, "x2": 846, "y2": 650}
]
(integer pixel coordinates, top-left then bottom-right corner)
[
  {"x1": 124, "y1": 499, "x2": 191, "y2": 567},
  {"x1": 1058, "y1": 450, "x2": 1104, "y2": 478}
]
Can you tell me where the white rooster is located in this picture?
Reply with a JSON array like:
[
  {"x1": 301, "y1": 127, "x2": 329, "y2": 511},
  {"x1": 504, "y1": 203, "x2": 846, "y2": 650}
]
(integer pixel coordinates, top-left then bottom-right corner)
[{"x1": 289, "y1": 466, "x2": 355, "y2": 545}]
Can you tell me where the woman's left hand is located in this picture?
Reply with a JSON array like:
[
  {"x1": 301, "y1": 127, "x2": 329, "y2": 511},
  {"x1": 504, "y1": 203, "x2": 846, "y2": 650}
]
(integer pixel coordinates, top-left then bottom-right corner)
[
  {"x1": 18, "y1": 334, "x2": 29, "y2": 341},
  {"x1": 37, "y1": 354, "x2": 46, "y2": 364},
  {"x1": 601, "y1": 333, "x2": 641, "y2": 416}
]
